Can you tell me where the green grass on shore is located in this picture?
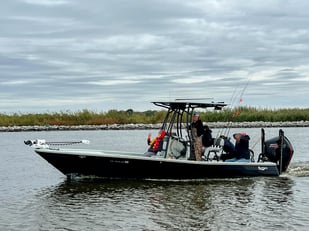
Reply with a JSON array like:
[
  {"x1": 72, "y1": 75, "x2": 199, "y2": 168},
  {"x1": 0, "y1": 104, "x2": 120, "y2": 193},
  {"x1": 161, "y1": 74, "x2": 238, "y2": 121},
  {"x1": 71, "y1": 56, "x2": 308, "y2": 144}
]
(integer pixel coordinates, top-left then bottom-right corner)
[{"x1": 0, "y1": 107, "x2": 308, "y2": 127}]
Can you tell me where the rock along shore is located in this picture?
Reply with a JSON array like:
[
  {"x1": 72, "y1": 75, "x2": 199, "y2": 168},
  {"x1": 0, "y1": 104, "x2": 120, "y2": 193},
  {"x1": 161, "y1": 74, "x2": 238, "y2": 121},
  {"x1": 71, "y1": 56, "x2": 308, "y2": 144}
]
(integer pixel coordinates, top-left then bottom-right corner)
[{"x1": 0, "y1": 121, "x2": 308, "y2": 132}]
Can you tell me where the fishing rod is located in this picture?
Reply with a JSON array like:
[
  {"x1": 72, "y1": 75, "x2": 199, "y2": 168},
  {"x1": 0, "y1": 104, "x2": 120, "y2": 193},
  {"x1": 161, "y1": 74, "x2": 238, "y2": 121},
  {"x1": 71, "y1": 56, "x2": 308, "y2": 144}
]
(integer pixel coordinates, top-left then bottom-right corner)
[
  {"x1": 219, "y1": 84, "x2": 241, "y2": 137},
  {"x1": 226, "y1": 76, "x2": 251, "y2": 137},
  {"x1": 217, "y1": 75, "x2": 252, "y2": 138}
]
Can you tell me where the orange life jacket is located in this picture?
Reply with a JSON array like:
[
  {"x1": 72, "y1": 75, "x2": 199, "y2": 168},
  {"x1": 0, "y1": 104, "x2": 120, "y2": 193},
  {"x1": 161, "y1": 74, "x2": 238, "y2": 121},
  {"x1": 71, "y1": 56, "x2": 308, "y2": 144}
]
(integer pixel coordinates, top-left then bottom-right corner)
[{"x1": 148, "y1": 130, "x2": 166, "y2": 152}]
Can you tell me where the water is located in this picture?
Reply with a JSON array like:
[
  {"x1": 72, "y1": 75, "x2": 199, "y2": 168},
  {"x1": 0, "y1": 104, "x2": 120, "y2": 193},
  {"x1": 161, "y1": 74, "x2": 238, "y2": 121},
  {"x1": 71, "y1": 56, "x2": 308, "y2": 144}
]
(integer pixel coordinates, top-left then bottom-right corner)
[{"x1": 0, "y1": 128, "x2": 308, "y2": 230}]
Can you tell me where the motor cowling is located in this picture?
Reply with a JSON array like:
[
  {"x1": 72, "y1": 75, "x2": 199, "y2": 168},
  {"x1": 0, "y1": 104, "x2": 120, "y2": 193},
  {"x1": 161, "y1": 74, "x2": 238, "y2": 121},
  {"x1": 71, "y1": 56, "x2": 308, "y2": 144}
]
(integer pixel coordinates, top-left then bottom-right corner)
[{"x1": 263, "y1": 135, "x2": 294, "y2": 172}]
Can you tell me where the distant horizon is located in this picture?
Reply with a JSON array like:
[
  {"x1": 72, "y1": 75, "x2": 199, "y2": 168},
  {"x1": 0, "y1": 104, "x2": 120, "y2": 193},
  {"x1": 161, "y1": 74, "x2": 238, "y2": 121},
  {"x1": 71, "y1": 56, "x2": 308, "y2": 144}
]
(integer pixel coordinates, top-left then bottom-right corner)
[{"x1": 1, "y1": 105, "x2": 308, "y2": 116}]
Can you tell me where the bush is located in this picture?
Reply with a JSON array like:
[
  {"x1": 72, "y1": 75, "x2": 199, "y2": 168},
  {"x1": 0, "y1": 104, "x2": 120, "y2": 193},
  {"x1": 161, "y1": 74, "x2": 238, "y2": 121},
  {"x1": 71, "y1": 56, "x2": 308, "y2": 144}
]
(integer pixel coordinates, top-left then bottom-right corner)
[{"x1": 0, "y1": 107, "x2": 308, "y2": 126}]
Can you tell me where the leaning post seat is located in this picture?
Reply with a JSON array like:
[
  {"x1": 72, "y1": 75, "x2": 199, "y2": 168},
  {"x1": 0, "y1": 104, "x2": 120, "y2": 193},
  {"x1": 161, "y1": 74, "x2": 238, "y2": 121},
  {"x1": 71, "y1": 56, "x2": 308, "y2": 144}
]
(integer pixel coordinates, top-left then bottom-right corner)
[{"x1": 203, "y1": 137, "x2": 225, "y2": 161}]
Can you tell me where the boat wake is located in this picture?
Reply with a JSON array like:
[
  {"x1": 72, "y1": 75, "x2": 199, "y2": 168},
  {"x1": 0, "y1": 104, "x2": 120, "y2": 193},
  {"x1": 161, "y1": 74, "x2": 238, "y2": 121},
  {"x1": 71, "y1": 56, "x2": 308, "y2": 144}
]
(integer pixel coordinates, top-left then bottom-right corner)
[{"x1": 287, "y1": 162, "x2": 309, "y2": 177}]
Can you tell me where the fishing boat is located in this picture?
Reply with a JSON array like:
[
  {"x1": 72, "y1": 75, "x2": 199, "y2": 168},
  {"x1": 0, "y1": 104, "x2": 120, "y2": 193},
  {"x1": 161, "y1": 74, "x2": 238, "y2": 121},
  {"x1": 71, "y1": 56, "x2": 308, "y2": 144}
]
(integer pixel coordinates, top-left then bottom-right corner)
[{"x1": 24, "y1": 101, "x2": 294, "y2": 180}]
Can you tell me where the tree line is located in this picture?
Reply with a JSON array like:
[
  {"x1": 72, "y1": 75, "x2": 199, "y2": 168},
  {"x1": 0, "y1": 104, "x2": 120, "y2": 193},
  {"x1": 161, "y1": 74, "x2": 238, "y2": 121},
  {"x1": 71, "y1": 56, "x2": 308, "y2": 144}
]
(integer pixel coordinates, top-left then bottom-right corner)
[{"x1": 0, "y1": 107, "x2": 308, "y2": 127}]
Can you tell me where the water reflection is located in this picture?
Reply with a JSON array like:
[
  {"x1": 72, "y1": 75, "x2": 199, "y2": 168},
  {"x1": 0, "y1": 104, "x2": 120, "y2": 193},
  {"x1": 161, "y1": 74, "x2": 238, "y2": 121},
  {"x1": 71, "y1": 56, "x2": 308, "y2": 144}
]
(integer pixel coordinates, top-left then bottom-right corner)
[
  {"x1": 263, "y1": 177, "x2": 294, "y2": 203},
  {"x1": 34, "y1": 177, "x2": 295, "y2": 230}
]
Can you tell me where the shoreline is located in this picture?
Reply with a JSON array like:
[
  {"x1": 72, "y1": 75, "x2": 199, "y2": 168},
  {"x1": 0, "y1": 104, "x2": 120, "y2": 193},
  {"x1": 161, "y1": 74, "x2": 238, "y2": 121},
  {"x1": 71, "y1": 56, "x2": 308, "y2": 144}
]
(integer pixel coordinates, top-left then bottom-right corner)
[{"x1": 1, "y1": 121, "x2": 308, "y2": 132}]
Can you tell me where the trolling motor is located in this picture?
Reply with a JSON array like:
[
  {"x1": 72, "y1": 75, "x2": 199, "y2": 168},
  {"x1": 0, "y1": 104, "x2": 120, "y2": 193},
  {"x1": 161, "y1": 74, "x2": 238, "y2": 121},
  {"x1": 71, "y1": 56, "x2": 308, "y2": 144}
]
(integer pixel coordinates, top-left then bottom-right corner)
[
  {"x1": 24, "y1": 139, "x2": 90, "y2": 149},
  {"x1": 24, "y1": 139, "x2": 49, "y2": 148},
  {"x1": 258, "y1": 129, "x2": 294, "y2": 174}
]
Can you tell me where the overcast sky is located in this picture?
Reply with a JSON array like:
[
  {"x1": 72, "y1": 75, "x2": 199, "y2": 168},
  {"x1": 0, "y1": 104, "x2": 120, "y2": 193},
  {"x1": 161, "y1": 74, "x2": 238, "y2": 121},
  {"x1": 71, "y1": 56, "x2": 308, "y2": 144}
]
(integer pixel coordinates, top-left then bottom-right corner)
[{"x1": 1, "y1": 0, "x2": 309, "y2": 113}]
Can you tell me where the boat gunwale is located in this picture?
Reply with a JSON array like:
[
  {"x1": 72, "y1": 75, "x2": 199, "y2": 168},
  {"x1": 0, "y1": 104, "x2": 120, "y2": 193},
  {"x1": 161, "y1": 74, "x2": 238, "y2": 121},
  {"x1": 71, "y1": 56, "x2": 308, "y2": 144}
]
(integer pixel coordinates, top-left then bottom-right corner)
[{"x1": 35, "y1": 148, "x2": 278, "y2": 167}]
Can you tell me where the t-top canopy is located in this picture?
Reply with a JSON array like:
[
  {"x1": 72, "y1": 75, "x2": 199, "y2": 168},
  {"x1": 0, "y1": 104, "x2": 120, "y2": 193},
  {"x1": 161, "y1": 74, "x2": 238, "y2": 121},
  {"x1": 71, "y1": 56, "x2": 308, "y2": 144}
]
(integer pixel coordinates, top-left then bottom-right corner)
[{"x1": 152, "y1": 101, "x2": 227, "y2": 110}]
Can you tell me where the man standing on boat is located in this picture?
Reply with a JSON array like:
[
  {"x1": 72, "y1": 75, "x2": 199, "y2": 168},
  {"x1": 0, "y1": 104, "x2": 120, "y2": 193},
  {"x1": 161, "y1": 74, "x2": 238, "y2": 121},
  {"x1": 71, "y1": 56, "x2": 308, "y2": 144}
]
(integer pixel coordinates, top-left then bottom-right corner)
[{"x1": 191, "y1": 112, "x2": 204, "y2": 161}]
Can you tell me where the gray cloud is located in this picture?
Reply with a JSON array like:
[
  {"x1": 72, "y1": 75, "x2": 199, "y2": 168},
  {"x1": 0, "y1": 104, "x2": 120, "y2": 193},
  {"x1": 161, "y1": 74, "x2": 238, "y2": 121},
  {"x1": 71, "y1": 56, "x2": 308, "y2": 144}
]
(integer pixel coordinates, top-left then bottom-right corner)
[{"x1": 0, "y1": 0, "x2": 308, "y2": 113}]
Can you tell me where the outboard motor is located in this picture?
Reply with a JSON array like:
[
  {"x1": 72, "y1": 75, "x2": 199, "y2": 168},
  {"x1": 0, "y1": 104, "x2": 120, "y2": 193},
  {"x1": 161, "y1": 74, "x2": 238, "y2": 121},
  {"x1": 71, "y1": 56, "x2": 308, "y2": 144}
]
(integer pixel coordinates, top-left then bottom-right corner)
[{"x1": 259, "y1": 129, "x2": 294, "y2": 173}]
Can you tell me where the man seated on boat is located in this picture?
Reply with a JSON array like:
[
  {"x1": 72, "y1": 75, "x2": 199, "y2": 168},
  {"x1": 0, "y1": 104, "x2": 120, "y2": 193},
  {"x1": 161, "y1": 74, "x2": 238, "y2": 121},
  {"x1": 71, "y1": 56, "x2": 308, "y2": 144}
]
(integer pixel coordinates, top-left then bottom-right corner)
[
  {"x1": 144, "y1": 129, "x2": 167, "y2": 157},
  {"x1": 222, "y1": 132, "x2": 251, "y2": 162}
]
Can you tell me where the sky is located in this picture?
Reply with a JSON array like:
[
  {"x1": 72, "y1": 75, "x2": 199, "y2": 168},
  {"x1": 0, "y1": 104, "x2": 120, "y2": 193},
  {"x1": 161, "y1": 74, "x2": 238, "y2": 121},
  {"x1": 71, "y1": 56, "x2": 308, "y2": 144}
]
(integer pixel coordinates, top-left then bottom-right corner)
[{"x1": 1, "y1": 0, "x2": 309, "y2": 113}]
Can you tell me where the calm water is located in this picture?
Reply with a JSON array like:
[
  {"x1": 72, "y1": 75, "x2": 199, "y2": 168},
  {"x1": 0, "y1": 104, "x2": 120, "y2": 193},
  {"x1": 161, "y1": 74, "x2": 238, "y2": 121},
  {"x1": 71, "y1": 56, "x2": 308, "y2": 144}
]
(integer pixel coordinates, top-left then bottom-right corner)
[{"x1": 0, "y1": 128, "x2": 308, "y2": 230}]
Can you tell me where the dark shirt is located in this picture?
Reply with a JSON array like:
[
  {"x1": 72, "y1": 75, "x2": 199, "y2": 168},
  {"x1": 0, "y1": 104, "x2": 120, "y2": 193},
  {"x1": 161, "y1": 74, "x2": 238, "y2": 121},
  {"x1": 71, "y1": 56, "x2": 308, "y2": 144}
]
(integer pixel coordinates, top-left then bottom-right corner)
[
  {"x1": 234, "y1": 135, "x2": 250, "y2": 159},
  {"x1": 202, "y1": 126, "x2": 213, "y2": 147},
  {"x1": 191, "y1": 119, "x2": 204, "y2": 137}
]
